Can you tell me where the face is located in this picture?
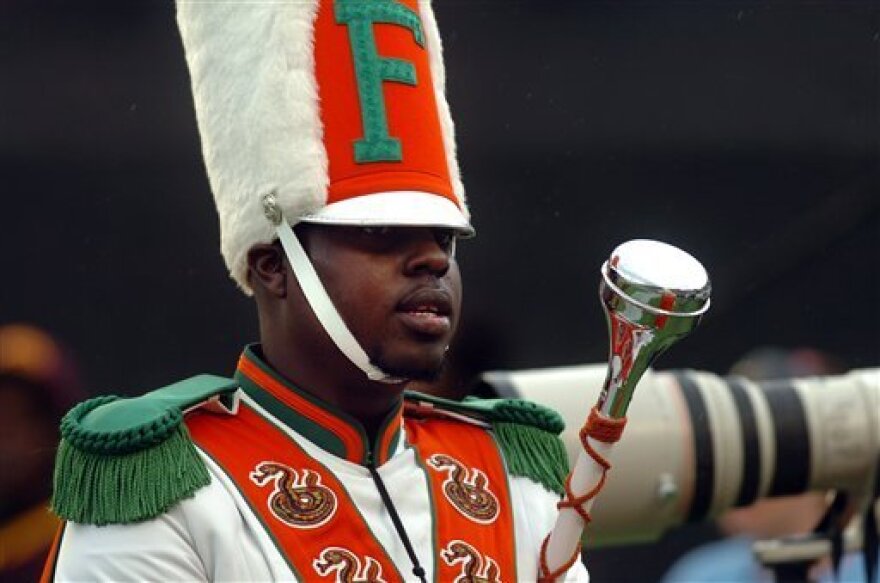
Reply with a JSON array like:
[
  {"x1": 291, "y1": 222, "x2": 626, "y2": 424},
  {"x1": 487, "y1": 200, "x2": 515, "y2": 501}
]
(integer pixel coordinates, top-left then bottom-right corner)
[{"x1": 297, "y1": 224, "x2": 463, "y2": 381}]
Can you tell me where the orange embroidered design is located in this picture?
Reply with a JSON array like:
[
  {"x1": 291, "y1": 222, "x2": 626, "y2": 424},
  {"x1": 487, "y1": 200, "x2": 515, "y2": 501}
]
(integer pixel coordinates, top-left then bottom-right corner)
[
  {"x1": 250, "y1": 461, "x2": 337, "y2": 528},
  {"x1": 427, "y1": 454, "x2": 499, "y2": 524},
  {"x1": 313, "y1": 547, "x2": 387, "y2": 582},
  {"x1": 441, "y1": 540, "x2": 501, "y2": 583}
]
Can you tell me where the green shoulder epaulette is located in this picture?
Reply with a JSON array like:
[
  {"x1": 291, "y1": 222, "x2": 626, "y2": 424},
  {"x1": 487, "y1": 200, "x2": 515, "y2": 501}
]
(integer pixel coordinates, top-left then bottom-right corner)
[
  {"x1": 404, "y1": 391, "x2": 570, "y2": 496},
  {"x1": 52, "y1": 374, "x2": 239, "y2": 526}
]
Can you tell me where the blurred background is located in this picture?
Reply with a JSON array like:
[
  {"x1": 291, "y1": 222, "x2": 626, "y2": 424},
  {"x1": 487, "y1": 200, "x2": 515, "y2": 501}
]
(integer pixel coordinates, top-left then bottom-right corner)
[{"x1": 1, "y1": 1, "x2": 877, "y2": 581}]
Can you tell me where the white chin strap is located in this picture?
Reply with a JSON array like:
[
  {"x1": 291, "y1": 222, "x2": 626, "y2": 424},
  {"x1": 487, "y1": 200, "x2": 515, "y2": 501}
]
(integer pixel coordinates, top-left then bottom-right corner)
[{"x1": 276, "y1": 220, "x2": 404, "y2": 384}]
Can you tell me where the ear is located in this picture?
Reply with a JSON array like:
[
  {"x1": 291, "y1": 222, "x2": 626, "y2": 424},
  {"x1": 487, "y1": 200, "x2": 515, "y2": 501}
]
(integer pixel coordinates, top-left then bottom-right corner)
[{"x1": 247, "y1": 242, "x2": 287, "y2": 298}]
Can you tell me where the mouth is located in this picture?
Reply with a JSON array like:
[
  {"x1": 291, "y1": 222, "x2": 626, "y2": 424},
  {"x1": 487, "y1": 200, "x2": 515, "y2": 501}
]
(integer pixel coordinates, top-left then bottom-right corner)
[{"x1": 396, "y1": 287, "x2": 453, "y2": 337}]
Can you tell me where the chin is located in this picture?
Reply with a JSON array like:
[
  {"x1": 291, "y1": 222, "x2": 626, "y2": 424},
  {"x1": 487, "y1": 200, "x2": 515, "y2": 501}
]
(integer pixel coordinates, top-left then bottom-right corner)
[{"x1": 371, "y1": 348, "x2": 447, "y2": 383}]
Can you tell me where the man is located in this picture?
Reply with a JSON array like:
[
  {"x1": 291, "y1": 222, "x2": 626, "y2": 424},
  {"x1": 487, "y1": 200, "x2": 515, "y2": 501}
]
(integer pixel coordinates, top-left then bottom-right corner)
[{"x1": 44, "y1": 1, "x2": 589, "y2": 581}]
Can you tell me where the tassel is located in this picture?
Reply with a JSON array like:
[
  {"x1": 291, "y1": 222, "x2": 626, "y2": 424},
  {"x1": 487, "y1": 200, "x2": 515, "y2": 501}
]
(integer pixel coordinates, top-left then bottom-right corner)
[
  {"x1": 493, "y1": 421, "x2": 569, "y2": 496},
  {"x1": 51, "y1": 423, "x2": 210, "y2": 526}
]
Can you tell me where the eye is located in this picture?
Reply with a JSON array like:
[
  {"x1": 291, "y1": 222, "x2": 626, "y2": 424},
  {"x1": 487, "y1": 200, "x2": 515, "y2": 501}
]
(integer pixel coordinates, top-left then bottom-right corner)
[
  {"x1": 361, "y1": 226, "x2": 390, "y2": 236},
  {"x1": 435, "y1": 229, "x2": 457, "y2": 255}
]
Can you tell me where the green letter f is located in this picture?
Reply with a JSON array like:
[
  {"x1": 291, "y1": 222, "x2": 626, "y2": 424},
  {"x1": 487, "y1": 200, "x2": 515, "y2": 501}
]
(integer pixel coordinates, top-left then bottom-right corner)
[{"x1": 335, "y1": 0, "x2": 425, "y2": 163}]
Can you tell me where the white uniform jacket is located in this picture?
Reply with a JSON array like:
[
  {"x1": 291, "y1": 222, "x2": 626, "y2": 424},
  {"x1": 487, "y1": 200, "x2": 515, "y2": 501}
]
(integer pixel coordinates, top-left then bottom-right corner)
[{"x1": 49, "y1": 347, "x2": 589, "y2": 582}]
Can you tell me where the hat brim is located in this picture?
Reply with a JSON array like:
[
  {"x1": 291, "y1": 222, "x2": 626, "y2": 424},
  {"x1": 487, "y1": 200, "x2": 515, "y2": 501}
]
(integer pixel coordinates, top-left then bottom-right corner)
[{"x1": 298, "y1": 191, "x2": 475, "y2": 238}]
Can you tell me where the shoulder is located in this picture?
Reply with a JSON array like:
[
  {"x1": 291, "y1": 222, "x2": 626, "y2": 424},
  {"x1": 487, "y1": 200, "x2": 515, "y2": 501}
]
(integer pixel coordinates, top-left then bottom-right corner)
[
  {"x1": 403, "y1": 390, "x2": 565, "y2": 433},
  {"x1": 51, "y1": 374, "x2": 239, "y2": 526},
  {"x1": 54, "y1": 473, "x2": 251, "y2": 581},
  {"x1": 403, "y1": 391, "x2": 569, "y2": 496}
]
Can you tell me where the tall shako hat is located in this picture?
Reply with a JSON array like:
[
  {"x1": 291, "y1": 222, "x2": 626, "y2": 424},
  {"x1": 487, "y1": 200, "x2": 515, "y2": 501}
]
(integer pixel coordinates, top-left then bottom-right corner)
[{"x1": 177, "y1": 0, "x2": 471, "y2": 382}]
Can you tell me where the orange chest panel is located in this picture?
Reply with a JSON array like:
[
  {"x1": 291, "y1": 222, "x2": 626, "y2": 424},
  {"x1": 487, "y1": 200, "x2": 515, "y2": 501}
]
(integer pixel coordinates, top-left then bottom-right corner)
[
  {"x1": 188, "y1": 405, "x2": 517, "y2": 582},
  {"x1": 405, "y1": 415, "x2": 518, "y2": 582}
]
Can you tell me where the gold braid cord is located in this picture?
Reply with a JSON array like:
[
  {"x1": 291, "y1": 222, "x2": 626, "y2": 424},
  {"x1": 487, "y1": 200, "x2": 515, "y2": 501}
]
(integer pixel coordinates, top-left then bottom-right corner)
[{"x1": 537, "y1": 406, "x2": 627, "y2": 582}]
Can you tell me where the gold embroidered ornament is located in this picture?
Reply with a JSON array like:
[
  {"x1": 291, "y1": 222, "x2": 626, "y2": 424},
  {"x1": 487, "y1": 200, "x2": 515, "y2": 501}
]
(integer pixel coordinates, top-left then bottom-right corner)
[
  {"x1": 250, "y1": 462, "x2": 338, "y2": 529},
  {"x1": 427, "y1": 454, "x2": 499, "y2": 524}
]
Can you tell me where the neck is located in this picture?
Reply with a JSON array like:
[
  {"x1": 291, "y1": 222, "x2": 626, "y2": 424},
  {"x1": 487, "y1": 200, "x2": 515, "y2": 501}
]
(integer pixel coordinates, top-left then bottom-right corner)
[{"x1": 260, "y1": 339, "x2": 405, "y2": 443}]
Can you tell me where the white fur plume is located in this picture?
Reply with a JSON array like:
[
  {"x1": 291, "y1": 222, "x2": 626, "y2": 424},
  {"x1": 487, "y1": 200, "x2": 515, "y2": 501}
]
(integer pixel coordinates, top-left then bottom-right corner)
[{"x1": 177, "y1": 1, "x2": 327, "y2": 293}]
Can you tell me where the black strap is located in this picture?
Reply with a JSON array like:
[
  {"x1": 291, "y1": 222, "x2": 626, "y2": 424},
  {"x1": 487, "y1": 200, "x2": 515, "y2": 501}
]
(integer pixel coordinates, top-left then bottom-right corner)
[
  {"x1": 773, "y1": 562, "x2": 815, "y2": 583},
  {"x1": 864, "y1": 453, "x2": 880, "y2": 583},
  {"x1": 812, "y1": 491, "x2": 849, "y2": 580},
  {"x1": 367, "y1": 460, "x2": 427, "y2": 583},
  {"x1": 865, "y1": 499, "x2": 878, "y2": 583}
]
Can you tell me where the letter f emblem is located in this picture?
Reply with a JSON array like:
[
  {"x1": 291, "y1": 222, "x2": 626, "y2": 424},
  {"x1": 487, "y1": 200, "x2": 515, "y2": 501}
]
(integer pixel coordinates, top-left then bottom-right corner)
[{"x1": 335, "y1": 0, "x2": 425, "y2": 163}]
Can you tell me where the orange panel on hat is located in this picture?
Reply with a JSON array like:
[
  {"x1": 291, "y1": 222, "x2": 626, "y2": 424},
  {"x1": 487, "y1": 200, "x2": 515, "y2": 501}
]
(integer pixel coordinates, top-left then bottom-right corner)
[{"x1": 314, "y1": 0, "x2": 456, "y2": 207}]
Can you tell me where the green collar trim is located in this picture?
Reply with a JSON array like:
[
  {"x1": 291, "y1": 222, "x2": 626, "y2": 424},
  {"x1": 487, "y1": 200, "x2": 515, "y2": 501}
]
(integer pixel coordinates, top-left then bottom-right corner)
[{"x1": 235, "y1": 346, "x2": 402, "y2": 466}]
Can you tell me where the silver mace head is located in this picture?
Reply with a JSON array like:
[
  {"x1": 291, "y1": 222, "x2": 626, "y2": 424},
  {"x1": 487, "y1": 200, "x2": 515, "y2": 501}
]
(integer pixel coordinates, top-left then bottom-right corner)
[{"x1": 597, "y1": 239, "x2": 711, "y2": 418}]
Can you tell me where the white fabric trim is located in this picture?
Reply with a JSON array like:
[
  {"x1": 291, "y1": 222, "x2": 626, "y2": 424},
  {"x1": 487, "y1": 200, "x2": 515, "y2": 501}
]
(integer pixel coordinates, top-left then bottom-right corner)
[
  {"x1": 299, "y1": 191, "x2": 473, "y2": 236},
  {"x1": 276, "y1": 220, "x2": 401, "y2": 383}
]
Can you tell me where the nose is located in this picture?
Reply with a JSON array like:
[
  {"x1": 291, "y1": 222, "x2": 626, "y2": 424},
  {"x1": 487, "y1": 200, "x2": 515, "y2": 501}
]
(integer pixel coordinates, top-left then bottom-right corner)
[{"x1": 403, "y1": 230, "x2": 451, "y2": 277}]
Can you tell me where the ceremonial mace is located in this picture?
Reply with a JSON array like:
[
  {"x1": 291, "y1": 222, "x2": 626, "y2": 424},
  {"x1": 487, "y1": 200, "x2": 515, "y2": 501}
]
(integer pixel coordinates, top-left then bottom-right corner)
[{"x1": 540, "y1": 239, "x2": 712, "y2": 581}]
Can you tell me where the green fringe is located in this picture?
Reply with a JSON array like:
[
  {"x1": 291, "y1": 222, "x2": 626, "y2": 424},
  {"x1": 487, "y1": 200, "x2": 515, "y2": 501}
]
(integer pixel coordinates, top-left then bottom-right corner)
[
  {"x1": 51, "y1": 423, "x2": 210, "y2": 525},
  {"x1": 493, "y1": 421, "x2": 570, "y2": 496}
]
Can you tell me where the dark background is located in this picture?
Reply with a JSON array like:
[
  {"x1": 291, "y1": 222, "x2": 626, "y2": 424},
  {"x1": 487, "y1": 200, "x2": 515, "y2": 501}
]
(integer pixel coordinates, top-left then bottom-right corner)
[{"x1": 2, "y1": 1, "x2": 878, "y2": 580}]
